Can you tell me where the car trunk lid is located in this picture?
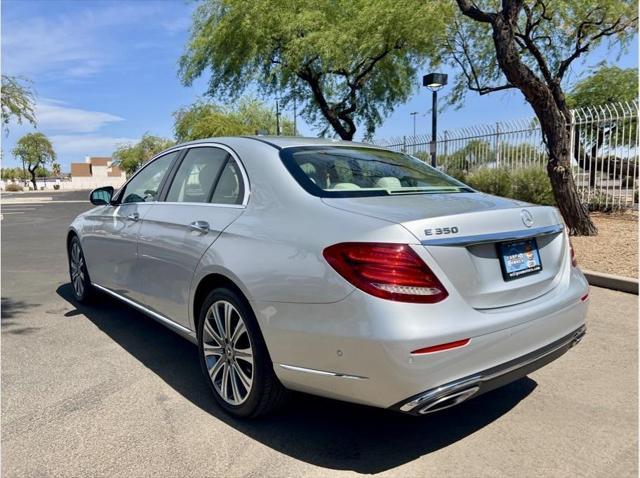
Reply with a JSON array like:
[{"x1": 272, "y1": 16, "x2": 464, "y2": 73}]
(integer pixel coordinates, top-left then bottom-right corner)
[{"x1": 322, "y1": 192, "x2": 567, "y2": 309}]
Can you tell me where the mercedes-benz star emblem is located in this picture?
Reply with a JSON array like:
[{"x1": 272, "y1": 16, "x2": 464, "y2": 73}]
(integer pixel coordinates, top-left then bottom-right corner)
[{"x1": 521, "y1": 209, "x2": 534, "y2": 228}]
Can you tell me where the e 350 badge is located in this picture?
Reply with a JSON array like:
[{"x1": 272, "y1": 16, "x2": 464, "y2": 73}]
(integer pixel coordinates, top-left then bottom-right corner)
[{"x1": 424, "y1": 226, "x2": 460, "y2": 236}]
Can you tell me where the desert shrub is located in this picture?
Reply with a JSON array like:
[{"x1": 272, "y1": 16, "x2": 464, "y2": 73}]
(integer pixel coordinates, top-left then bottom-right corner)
[
  {"x1": 53, "y1": 184, "x2": 60, "y2": 190},
  {"x1": 5, "y1": 183, "x2": 23, "y2": 192},
  {"x1": 465, "y1": 168, "x2": 512, "y2": 197},
  {"x1": 510, "y1": 167, "x2": 555, "y2": 205},
  {"x1": 582, "y1": 188, "x2": 620, "y2": 212},
  {"x1": 440, "y1": 157, "x2": 469, "y2": 182}
]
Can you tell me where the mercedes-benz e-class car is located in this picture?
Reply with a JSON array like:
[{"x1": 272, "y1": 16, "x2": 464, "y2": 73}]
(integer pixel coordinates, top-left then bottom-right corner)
[{"x1": 67, "y1": 136, "x2": 588, "y2": 417}]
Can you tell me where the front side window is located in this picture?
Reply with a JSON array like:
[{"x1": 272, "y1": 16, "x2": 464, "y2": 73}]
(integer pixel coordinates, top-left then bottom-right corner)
[
  {"x1": 280, "y1": 146, "x2": 473, "y2": 198},
  {"x1": 166, "y1": 147, "x2": 229, "y2": 203},
  {"x1": 121, "y1": 152, "x2": 177, "y2": 204}
]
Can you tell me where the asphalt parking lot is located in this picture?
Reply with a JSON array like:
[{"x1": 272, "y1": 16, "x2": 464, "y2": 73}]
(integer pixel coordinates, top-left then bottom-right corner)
[{"x1": 1, "y1": 190, "x2": 638, "y2": 477}]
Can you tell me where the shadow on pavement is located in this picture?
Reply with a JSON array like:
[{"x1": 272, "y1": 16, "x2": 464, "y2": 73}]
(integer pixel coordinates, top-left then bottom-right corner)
[
  {"x1": 1, "y1": 297, "x2": 37, "y2": 320},
  {"x1": 57, "y1": 283, "x2": 537, "y2": 473}
]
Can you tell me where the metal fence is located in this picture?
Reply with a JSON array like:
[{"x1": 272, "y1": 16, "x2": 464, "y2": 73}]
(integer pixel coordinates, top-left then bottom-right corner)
[{"x1": 373, "y1": 100, "x2": 639, "y2": 209}]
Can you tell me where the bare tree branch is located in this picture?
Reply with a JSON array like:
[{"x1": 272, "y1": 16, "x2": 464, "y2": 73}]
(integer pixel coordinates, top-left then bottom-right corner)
[
  {"x1": 447, "y1": 25, "x2": 515, "y2": 96},
  {"x1": 556, "y1": 15, "x2": 637, "y2": 80},
  {"x1": 456, "y1": 0, "x2": 495, "y2": 24}
]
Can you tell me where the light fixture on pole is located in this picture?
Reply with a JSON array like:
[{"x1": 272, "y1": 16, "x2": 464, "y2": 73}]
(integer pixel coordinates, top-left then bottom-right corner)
[{"x1": 422, "y1": 73, "x2": 448, "y2": 167}]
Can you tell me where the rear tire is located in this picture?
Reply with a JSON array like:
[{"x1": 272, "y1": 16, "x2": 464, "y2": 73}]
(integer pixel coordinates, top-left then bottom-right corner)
[
  {"x1": 68, "y1": 236, "x2": 93, "y2": 303},
  {"x1": 197, "y1": 287, "x2": 286, "y2": 418}
]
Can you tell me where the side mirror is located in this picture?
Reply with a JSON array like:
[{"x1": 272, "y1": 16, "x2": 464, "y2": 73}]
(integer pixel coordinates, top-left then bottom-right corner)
[{"x1": 89, "y1": 186, "x2": 115, "y2": 205}]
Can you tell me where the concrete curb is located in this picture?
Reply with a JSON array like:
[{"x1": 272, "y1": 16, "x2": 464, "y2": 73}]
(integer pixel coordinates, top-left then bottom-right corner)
[{"x1": 583, "y1": 269, "x2": 639, "y2": 295}]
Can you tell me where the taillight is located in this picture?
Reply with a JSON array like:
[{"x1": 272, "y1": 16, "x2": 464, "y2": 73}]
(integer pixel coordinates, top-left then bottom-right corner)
[
  {"x1": 569, "y1": 239, "x2": 578, "y2": 267},
  {"x1": 322, "y1": 242, "x2": 448, "y2": 303}
]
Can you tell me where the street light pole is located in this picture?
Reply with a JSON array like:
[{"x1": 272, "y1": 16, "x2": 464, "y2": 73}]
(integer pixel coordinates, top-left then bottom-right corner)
[
  {"x1": 293, "y1": 94, "x2": 297, "y2": 136},
  {"x1": 410, "y1": 111, "x2": 418, "y2": 155},
  {"x1": 410, "y1": 112, "x2": 418, "y2": 139},
  {"x1": 422, "y1": 72, "x2": 448, "y2": 168},
  {"x1": 430, "y1": 90, "x2": 437, "y2": 167},
  {"x1": 275, "y1": 99, "x2": 281, "y2": 136}
]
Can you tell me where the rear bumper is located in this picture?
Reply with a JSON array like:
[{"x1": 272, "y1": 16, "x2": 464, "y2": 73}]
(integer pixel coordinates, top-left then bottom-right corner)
[
  {"x1": 390, "y1": 324, "x2": 586, "y2": 415},
  {"x1": 256, "y1": 267, "x2": 589, "y2": 409}
]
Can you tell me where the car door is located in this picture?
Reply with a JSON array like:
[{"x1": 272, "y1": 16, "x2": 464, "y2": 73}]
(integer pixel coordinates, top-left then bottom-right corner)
[
  {"x1": 136, "y1": 145, "x2": 248, "y2": 328},
  {"x1": 82, "y1": 151, "x2": 179, "y2": 298}
]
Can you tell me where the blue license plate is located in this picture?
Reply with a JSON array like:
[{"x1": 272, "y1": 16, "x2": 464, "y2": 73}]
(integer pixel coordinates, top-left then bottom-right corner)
[{"x1": 497, "y1": 238, "x2": 542, "y2": 281}]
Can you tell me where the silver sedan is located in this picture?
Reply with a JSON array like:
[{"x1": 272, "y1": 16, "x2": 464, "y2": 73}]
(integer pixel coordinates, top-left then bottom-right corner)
[{"x1": 67, "y1": 137, "x2": 588, "y2": 417}]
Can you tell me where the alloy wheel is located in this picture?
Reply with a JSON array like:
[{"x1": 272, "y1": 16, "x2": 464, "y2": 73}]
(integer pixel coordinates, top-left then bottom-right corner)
[
  {"x1": 70, "y1": 241, "x2": 86, "y2": 298},
  {"x1": 202, "y1": 300, "x2": 254, "y2": 405}
]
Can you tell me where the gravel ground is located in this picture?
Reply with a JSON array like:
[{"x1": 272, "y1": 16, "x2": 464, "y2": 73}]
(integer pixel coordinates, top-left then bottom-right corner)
[{"x1": 571, "y1": 212, "x2": 638, "y2": 278}]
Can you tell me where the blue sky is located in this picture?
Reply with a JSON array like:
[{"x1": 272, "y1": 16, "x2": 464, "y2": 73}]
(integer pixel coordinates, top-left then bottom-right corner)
[{"x1": 2, "y1": 0, "x2": 638, "y2": 171}]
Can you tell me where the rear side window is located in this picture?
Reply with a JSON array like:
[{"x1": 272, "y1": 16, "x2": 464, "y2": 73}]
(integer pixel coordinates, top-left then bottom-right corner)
[
  {"x1": 210, "y1": 159, "x2": 244, "y2": 205},
  {"x1": 166, "y1": 147, "x2": 228, "y2": 203},
  {"x1": 280, "y1": 146, "x2": 472, "y2": 198}
]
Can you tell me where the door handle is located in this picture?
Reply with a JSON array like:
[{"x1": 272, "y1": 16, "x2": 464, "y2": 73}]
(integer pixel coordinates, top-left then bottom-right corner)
[
  {"x1": 189, "y1": 220, "x2": 210, "y2": 233},
  {"x1": 126, "y1": 212, "x2": 140, "y2": 221}
]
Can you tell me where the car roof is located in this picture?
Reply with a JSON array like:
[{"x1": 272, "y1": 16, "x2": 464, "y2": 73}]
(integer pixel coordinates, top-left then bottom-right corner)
[{"x1": 174, "y1": 135, "x2": 386, "y2": 151}]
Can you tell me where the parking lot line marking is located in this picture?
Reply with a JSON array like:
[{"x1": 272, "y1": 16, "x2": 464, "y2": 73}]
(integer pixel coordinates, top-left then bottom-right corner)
[{"x1": 0, "y1": 200, "x2": 88, "y2": 205}]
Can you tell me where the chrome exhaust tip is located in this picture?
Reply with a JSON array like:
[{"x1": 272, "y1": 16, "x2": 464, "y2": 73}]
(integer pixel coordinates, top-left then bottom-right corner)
[
  {"x1": 570, "y1": 326, "x2": 587, "y2": 347},
  {"x1": 418, "y1": 386, "x2": 480, "y2": 415}
]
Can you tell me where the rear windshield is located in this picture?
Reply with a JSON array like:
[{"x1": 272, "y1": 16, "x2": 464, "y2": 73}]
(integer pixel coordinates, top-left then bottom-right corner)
[{"x1": 279, "y1": 146, "x2": 473, "y2": 197}]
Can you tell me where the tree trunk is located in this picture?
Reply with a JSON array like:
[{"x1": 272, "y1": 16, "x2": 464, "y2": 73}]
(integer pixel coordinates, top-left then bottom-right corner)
[
  {"x1": 297, "y1": 71, "x2": 356, "y2": 140},
  {"x1": 489, "y1": 13, "x2": 597, "y2": 235},
  {"x1": 543, "y1": 125, "x2": 597, "y2": 235},
  {"x1": 28, "y1": 165, "x2": 38, "y2": 191}
]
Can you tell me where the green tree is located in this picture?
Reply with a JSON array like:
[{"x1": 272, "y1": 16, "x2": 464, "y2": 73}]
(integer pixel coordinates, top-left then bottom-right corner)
[
  {"x1": 1, "y1": 167, "x2": 21, "y2": 180},
  {"x1": 566, "y1": 65, "x2": 638, "y2": 109},
  {"x1": 444, "y1": 0, "x2": 637, "y2": 235},
  {"x1": 174, "y1": 97, "x2": 294, "y2": 142},
  {"x1": 52, "y1": 162, "x2": 62, "y2": 177},
  {"x1": 179, "y1": 0, "x2": 450, "y2": 140},
  {"x1": 12, "y1": 132, "x2": 56, "y2": 190},
  {"x1": 566, "y1": 66, "x2": 638, "y2": 186},
  {"x1": 112, "y1": 134, "x2": 175, "y2": 175},
  {"x1": 4, "y1": 167, "x2": 28, "y2": 180},
  {"x1": 1, "y1": 75, "x2": 36, "y2": 134}
]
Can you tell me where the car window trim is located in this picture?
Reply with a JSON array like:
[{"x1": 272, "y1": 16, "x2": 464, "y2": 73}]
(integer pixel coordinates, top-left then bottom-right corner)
[
  {"x1": 112, "y1": 150, "x2": 183, "y2": 205},
  {"x1": 157, "y1": 148, "x2": 188, "y2": 202},
  {"x1": 157, "y1": 143, "x2": 250, "y2": 208}
]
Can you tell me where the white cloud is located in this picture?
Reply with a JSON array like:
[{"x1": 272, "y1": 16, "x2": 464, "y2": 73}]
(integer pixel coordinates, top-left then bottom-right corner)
[
  {"x1": 37, "y1": 100, "x2": 124, "y2": 133},
  {"x1": 49, "y1": 135, "x2": 138, "y2": 156},
  {"x1": 2, "y1": 3, "x2": 167, "y2": 79},
  {"x1": 161, "y1": 15, "x2": 192, "y2": 35}
]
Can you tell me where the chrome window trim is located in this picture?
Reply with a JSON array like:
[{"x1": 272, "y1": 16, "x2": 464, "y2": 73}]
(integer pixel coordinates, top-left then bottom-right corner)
[
  {"x1": 147, "y1": 142, "x2": 251, "y2": 207},
  {"x1": 156, "y1": 202, "x2": 246, "y2": 209},
  {"x1": 421, "y1": 224, "x2": 564, "y2": 247}
]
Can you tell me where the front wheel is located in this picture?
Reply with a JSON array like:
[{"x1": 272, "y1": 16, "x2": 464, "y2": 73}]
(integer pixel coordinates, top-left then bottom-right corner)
[
  {"x1": 68, "y1": 236, "x2": 93, "y2": 303},
  {"x1": 197, "y1": 288, "x2": 286, "y2": 418}
]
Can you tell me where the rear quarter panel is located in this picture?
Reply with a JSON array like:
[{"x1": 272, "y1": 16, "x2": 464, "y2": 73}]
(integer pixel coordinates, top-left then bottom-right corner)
[{"x1": 189, "y1": 140, "x2": 418, "y2": 328}]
